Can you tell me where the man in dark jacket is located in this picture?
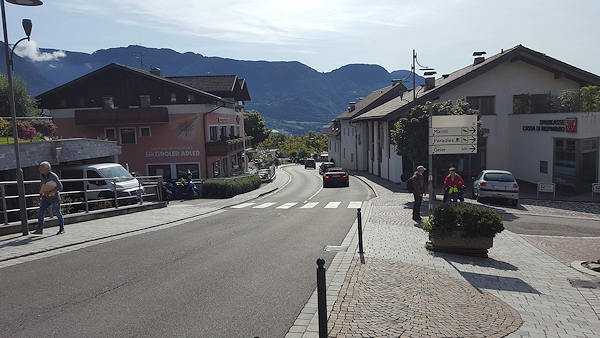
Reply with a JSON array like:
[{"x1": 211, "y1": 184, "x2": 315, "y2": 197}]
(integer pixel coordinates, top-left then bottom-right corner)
[{"x1": 412, "y1": 165, "x2": 427, "y2": 222}]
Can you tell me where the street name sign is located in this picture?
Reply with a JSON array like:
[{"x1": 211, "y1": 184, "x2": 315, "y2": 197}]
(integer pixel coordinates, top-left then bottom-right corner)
[{"x1": 429, "y1": 115, "x2": 478, "y2": 154}]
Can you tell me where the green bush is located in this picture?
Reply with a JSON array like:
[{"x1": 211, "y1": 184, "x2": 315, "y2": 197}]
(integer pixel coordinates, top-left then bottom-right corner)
[
  {"x1": 202, "y1": 174, "x2": 262, "y2": 198},
  {"x1": 423, "y1": 203, "x2": 504, "y2": 239}
]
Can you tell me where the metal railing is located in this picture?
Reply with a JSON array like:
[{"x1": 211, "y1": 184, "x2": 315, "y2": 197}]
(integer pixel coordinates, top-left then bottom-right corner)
[{"x1": 0, "y1": 175, "x2": 164, "y2": 226}]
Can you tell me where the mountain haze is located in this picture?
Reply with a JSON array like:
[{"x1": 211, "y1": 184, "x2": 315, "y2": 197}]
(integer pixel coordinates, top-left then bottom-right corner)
[{"x1": 10, "y1": 45, "x2": 424, "y2": 134}]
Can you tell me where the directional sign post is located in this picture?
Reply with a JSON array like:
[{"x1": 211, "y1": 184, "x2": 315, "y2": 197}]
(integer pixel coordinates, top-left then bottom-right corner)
[{"x1": 429, "y1": 115, "x2": 478, "y2": 155}]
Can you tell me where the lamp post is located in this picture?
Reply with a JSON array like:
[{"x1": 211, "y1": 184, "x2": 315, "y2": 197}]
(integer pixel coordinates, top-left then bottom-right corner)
[{"x1": 1, "y1": 0, "x2": 43, "y2": 235}]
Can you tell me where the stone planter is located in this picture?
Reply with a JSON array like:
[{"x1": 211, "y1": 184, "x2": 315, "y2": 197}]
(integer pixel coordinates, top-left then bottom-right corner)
[{"x1": 426, "y1": 231, "x2": 493, "y2": 258}]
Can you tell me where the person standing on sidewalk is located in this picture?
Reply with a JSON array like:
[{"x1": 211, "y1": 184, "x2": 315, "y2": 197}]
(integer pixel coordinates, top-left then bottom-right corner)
[
  {"x1": 34, "y1": 161, "x2": 65, "y2": 235},
  {"x1": 412, "y1": 165, "x2": 427, "y2": 222},
  {"x1": 442, "y1": 167, "x2": 464, "y2": 203}
]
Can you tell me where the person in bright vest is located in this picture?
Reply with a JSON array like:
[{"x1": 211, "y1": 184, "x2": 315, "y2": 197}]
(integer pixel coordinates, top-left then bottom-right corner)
[{"x1": 442, "y1": 167, "x2": 464, "y2": 204}]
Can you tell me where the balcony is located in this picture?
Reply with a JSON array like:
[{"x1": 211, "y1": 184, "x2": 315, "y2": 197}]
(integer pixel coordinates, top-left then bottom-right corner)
[
  {"x1": 205, "y1": 136, "x2": 253, "y2": 157},
  {"x1": 75, "y1": 107, "x2": 169, "y2": 125}
]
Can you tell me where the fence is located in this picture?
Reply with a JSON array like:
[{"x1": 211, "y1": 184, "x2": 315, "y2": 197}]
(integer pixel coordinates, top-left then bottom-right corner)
[{"x1": 0, "y1": 175, "x2": 164, "y2": 226}]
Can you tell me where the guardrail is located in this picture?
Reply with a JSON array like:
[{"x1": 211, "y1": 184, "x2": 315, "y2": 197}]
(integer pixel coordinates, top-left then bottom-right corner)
[{"x1": 0, "y1": 175, "x2": 163, "y2": 226}]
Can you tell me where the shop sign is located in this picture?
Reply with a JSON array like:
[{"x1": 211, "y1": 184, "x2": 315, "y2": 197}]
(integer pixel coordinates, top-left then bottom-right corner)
[
  {"x1": 218, "y1": 117, "x2": 230, "y2": 123},
  {"x1": 145, "y1": 146, "x2": 201, "y2": 158},
  {"x1": 522, "y1": 118, "x2": 577, "y2": 133}
]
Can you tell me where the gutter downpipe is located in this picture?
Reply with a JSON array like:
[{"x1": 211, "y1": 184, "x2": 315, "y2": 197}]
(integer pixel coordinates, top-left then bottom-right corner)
[{"x1": 349, "y1": 120, "x2": 358, "y2": 171}]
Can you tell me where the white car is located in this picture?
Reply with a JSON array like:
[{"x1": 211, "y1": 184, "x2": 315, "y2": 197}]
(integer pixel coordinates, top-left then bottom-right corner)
[{"x1": 472, "y1": 170, "x2": 519, "y2": 206}]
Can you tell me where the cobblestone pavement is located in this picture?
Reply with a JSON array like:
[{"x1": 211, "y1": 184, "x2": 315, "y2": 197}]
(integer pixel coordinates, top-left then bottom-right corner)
[{"x1": 290, "y1": 171, "x2": 600, "y2": 338}]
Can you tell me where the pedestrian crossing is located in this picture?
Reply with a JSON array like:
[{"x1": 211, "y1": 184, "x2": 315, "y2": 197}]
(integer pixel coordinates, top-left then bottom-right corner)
[{"x1": 230, "y1": 201, "x2": 364, "y2": 210}]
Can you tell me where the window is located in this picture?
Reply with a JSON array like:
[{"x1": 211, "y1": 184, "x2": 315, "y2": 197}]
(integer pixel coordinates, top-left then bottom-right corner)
[
  {"x1": 187, "y1": 94, "x2": 195, "y2": 102},
  {"x1": 140, "y1": 127, "x2": 151, "y2": 137},
  {"x1": 230, "y1": 126, "x2": 235, "y2": 138},
  {"x1": 140, "y1": 95, "x2": 151, "y2": 108},
  {"x1": 105, "y1": 128, "x2": 116, "y2": 139},
  {"x1": 209, "y1": 126, "x2": 218, "y2": 141},
  {"x1": 60, "y1": 99, "x2": 67, "y2": 108},
  {"x1": 170, "y1": 93, "x2": 177, "y2": 102},
  {"x1": 236, "y1": 126, "x2": 240, "y2": 137},
  {"x1": 220, "y1": 126, "x2": 228, "y2": 140},
  {"x1": 76, "y1": 96, "x2": 84, "y2": 107},
  {"x1": 513, "y1": 93, "x2": 551, "y2": 114},
  {"x1": 176, "y1": 164, "x2": 199, "y2": 179},
  {"x1": 148, "y1": 164, "x2": 172, "y2": 180},
  {"x1": 120, "y1": 127, "x2": 136, "y2": 144},
  {"x1": 540, "y1": 161, "x2": 548, "y2": 174},
  {"x1": 467, "y1": 96, "x2": 495, "y2": 115},
  {"x1": 103, "y1": 96, "x2": 114, "y2": 109}
]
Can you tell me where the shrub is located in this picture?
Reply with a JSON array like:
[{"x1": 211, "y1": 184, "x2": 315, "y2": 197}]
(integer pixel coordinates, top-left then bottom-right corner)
[
  {"x1": 423, "y1": 203, "x2": 504, "y2": 239},
  {"x1": 17, "y1": 121, "x2": 36, "y2": 140},
  {"x1": 202, "y1": 174, "x2": 262, "y2": 198},
  {"x1": 0, "y1": 118, "x2": 9, "y2": 136},
  {"x1": 29, "y1": 119, "x2": 57, "y2": 138}
]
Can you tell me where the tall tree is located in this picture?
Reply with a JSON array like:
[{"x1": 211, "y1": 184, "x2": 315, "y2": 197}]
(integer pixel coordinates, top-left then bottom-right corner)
[
  {"x1": 0, "y1": 73, "x2": 42, "y2": 117},
  {"x1": 244, "y1": 111, "x2": 271, "y2": 145}
]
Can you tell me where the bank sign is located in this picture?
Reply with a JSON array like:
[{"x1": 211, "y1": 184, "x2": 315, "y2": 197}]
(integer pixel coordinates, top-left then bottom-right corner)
[{"x1": 522, "y1": 118, "x2": 577, "y2": 133}]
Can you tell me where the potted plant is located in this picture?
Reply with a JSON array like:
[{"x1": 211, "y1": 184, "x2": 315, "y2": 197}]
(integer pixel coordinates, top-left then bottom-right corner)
[{"x1": 422, "y1": 203, "x2": 504, "y2": 258}]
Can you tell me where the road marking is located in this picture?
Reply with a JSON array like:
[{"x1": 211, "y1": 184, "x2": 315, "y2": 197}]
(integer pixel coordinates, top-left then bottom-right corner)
[
  {"x1": 231, "y1": 202, "x2": 255, "y2": 209},
  {"x1": 324, "y1": 202, "x2": 341, "y2": 209},
  {"x1": 254, "y1": 202, "x2": 276, "y2": 209},
  {"x1": 277, "y1": 203, "x2": 297, "y2": 209},
  {"x1": 347, "y1": 201, "x2": 362, "y2": 209},
  {"x1": 301, "y1": 202, "x2": 319, "y2": 209}
]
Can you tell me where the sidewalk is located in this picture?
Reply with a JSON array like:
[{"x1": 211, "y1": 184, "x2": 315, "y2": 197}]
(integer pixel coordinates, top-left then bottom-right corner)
[
  {"x1": 2, "y1": 168, "x2": 600, "y2": 337},
  {"x1": 288, "y1": 171, "x2": 600, "y2": 338}
]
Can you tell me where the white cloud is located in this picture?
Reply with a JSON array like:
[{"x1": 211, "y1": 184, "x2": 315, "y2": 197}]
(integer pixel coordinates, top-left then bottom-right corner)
[{"x1": 13, "y1": 40, "x2": 66, "y2": 62}]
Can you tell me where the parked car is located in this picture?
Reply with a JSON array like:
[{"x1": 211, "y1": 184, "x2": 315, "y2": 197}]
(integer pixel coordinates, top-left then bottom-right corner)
[
  {"x1": 322, "y1": 168, "x2": 349, "y2": 188},
  {"x1": 305, "y1": 159, "x2": 316, "y2": 169},
  {"x1": 55, "y1": 163, "x2": 144, "y2": 204},
  {"x1": 472, "y1": 170, "x2": 519, "y2": 206},
  {"x1": 319, "y1": 162, "x2": 336, "y2": 175}
]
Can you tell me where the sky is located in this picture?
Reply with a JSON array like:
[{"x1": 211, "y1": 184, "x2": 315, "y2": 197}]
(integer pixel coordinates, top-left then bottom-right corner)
[{"x1": 4, "y1": 0, "x2": 600, "y2": 77}]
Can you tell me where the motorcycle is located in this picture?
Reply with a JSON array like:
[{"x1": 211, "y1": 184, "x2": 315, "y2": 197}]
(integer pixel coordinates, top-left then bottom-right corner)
[{"x1": 161, "y1": 173, "x2": 200, "y2": 201}]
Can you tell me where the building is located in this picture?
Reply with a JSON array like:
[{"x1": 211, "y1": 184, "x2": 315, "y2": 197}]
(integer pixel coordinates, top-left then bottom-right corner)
[
  {"x1": 328, "y1": 45, "x2": 600, "y2": 193},
  {"x1": 37, "y1": 63, "x2": 251, "y2": 180}
]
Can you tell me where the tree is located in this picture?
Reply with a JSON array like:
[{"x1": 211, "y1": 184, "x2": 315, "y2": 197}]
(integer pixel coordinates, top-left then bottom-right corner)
[
  {"x1": 0, "y1": 72, "x2": 43, "y2": 117},
  {"x1": 390, "y1": 99, "x2": 482, "y2": 171},
  {"x1": 244, "y1": 111, "x2": 271, "y2": 145}
]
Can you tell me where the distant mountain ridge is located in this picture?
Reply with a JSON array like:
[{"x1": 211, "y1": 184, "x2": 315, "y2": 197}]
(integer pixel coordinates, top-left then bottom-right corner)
[{"x1": 8, "y1": 45, "x2": 424, "y2": 134}]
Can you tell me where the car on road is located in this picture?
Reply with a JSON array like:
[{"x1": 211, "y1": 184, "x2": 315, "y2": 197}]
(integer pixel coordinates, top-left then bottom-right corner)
[
  {"x1": 305, "y1": 159, "x2": 316, "y2": 169},
  {"x1": 472, "y1": 169, "x2": 519, "y2": 206},
  {"x1": 318, "y1": 162, "x2": 336, "y2": 175},
  {"x1": 322, "y1": 167, "x2": 349, "y2": 188}
]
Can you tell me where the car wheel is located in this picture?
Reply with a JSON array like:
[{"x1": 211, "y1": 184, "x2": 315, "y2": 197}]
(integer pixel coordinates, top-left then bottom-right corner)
[{"x1": 511, "y1": 199, "x2": 518, "y2": 206}]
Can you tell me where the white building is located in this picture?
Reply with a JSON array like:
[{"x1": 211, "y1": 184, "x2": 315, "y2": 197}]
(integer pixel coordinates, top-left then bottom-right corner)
[{"x1": 327, "y1": 45, "x2": 600, "y2": 194}]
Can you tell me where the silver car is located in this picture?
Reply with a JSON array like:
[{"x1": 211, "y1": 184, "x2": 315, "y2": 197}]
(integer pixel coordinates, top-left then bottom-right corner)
[{"x1": 472, "y1": 170, "x2": 519, "y2": 206}]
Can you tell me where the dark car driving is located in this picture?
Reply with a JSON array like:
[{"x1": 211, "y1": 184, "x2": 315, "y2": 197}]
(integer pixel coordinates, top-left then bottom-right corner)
[
  {"x1": 319, "y1": 162, "x2": 336, "y2": 175},
  {"x1": 305, "y1": 159, "x2": 316, "y2": 169},
  {"x1": 322, "y1": 168, "x2": 349, "y2": 187}
]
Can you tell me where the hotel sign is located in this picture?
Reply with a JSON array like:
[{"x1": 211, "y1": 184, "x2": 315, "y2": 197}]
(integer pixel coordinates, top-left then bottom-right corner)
[{"x1": 522, "y1": 118, "x2": 577, "y2": 133}]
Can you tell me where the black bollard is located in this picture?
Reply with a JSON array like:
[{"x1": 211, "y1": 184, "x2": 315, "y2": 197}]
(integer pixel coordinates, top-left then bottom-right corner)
[
  {"x1": 316, "y1": 258, "x2": 327, "y2": 338},
  {"x1": 357, "y1": 208, "x2": 364, "y2": 254}
]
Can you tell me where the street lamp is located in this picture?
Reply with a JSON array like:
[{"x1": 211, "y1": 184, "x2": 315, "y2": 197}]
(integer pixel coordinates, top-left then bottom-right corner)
[{"x1": 1, "y1": 0, "x2": 43, "y2": 235}]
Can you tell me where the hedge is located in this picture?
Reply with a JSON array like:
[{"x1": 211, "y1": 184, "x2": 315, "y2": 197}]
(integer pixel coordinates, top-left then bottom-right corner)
[{"x1": 202, "y1": 174, "x2": 262, "y2": 198}]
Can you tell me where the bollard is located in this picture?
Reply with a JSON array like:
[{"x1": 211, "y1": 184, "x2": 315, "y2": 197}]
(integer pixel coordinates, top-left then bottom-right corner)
[
  {"x1": 357, "y1": 208, "x2": 364, "y2": 254},
  {"x1": 316, "y1": 258, "x2": 327, "y2": 338}
]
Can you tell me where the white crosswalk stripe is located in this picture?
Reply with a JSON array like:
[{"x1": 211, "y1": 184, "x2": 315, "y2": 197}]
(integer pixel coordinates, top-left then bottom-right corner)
[
  {"x1": 301, "y1": 202, "x2": 319, "y2": 209},
  {"x1": 231, "y1": 202, "x2": 255, "y2": 209},
  {"x1": 277, "y1": 203, "x2": 297, "y2": 209},
  {"x1": 324, "y1": 202, "x2": 341, "y2": 208},
  {"x1": 347, "y1": 201, "x2": 363, "y2": 209},
  {"x1": 254, "y1": 202, "x2": 276, "y2": 209}
]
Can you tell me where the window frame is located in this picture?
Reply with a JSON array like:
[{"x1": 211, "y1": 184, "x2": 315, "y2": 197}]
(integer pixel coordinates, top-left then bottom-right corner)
[
  {"x1": 139, "y1": 126, "x2": 151, "y2": 137},
  {"x1": 104, "y1": 127, "x2": 116, "y2": 139},
  {"x1": 467, "y1": 96, "x2": 495, "y2": 115},
  {"x1": 119, "y1": 127, "x2": 137, "y2": 145}
]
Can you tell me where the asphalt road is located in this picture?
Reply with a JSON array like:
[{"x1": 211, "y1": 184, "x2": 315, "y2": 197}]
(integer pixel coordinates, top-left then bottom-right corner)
[{"x1": 0, "y1": 165, "x2": 374, "y2": 338}]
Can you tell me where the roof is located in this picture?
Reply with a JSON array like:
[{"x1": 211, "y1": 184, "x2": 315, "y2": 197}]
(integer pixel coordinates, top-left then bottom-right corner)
[
  {"x1": 323, "y1": 122, "x2": 340, "y2": 137},
  {"x1": 335, "y1": 82, "x2": 406, "y2": 120},
  {"x1": 353, "y1": 45, "x2": 600, "y2": 122},
  {"x1": 36, "y1": 63, "x2": 230, "y2": 103},
  {"x1": 168, "y1": 75, "x2": 251, "y2": 101}
]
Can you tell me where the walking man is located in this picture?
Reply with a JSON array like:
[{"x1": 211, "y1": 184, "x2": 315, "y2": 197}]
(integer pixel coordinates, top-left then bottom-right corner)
[
  {"x1": 34, "y1": 161, "x2": 65, "y2": 235},
  {"x1": 412, "y1": 165, "x2": 427, "y2": 222}
]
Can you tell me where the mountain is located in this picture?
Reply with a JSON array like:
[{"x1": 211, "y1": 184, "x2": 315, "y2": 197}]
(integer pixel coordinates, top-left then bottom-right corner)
[{"x1": 11, "y1": 45, "x2": 425, "y2": 134}]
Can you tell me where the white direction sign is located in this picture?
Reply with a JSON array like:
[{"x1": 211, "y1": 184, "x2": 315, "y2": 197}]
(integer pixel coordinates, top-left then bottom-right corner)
[
  {"x1": 429, "y1": 115, "x2": 478, "y2": 154},
  {"x1": 430, "y1": 144, "x2": 477, "y2": 154}
]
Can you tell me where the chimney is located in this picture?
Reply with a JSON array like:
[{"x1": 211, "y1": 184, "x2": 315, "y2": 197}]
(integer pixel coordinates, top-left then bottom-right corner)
[
  {"x1": 423, "y1": 71, "x2": 436, "y2": 90},
  {"x1": 472, "y1": 51, "x2": 486, "y2": 66},
  {"x1": 349, "y1": 102, "x2": 356, "y2": 112},
  {"x1": 150, "y1": 67, "x2": 163, "y2": 76}
]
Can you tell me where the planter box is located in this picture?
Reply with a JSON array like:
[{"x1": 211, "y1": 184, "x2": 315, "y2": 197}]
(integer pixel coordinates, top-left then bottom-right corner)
[{"x1": 426, "y1": 231, "x2": 493, "y2": 258}]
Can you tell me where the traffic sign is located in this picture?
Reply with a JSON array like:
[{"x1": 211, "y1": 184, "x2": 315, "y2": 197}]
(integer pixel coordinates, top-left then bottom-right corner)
[
  {"x1": 429, "y1": 144, "x2": 477, "y2": 154},
  {"x1": 429, "y1": 135, "x2": 477, "y2": 145},
  {"x1": 429, "y1": 126, "x2": 477, "y2": 136},
  {"x1": 432, "y1": 115, "x2": 477, "y2": 128}
]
